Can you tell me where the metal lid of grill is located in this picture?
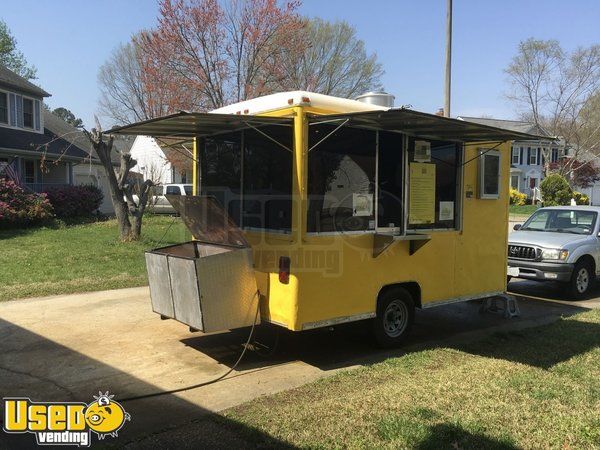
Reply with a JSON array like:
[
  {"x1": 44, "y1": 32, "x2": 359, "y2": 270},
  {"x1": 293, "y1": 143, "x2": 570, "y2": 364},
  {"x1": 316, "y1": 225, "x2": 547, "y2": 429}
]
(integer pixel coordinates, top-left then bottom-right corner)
[{"x1": 166, "y1": 195, "x2": 250, "y2": 248}]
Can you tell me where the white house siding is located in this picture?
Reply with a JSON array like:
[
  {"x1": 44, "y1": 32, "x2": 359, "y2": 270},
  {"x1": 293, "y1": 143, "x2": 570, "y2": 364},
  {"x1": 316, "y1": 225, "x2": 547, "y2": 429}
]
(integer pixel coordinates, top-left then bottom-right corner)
[
  {"x1": 509, "y1": 141, "x2": 566, "y2": 197},
  {"x1": 129, "y1": 136, "x2": 184, "y2": 185},
  {"x1": 578, "y1": 184, "x2": 600, "y2": 206}
]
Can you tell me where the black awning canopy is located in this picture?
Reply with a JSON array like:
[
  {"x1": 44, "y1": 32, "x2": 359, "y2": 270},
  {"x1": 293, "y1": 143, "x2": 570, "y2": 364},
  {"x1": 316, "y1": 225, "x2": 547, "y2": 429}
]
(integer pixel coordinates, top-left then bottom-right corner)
[
  {"x1": 107, "y1": 111, "x2": 293, "y2": 138},
  {"x1": 309, "y1": 109, "x2": 551, "y2": 142},
  {"x1": 108, "y1": 108, "x2": 550, "y2": 143}
]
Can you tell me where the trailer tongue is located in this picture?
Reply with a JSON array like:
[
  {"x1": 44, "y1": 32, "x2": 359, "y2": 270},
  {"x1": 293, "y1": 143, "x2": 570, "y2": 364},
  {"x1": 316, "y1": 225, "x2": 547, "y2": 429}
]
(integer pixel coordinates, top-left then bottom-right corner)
[{"x1": 145, "y1": 195, "x2": 259, "y2": 333}]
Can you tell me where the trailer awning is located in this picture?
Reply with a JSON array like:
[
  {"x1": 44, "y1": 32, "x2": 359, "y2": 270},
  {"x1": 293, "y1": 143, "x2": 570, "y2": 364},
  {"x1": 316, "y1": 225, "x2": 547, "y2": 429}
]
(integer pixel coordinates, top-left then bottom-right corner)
[
  {"x1": 107, "y1": 111, "x2": 293, "y2": 138},
  {"x1": 108, "y1": 108, "x2": 550, "y2": 143},
  {"x1": 309, "y1": 109, "x2": 551, "y2": 142}
]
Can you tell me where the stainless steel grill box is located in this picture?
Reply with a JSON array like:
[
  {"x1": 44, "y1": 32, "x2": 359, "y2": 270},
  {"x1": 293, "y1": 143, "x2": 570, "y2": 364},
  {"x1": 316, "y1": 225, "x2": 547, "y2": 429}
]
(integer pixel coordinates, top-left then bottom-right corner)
[{"x1": 145, "y1": 196, "x2": 259, "y2": 333}]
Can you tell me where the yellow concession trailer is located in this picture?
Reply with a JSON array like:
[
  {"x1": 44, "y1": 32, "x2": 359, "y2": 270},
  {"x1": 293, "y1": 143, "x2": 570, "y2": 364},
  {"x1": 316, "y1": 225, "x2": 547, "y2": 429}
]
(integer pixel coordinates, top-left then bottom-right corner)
[{"x1": 110, "y1": 91, "x2": 541, "y2": 346}]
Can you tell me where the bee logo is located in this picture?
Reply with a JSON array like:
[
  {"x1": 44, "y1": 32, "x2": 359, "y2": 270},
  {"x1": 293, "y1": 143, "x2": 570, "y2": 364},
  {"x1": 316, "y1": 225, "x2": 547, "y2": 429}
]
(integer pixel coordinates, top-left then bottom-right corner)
[{"x1": 84, "y1": 392, "x2": 130, "y2": 440}]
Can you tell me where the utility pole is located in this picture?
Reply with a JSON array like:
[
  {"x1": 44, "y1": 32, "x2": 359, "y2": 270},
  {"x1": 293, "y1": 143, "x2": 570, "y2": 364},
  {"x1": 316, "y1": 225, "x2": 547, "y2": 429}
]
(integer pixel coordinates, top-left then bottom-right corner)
[{"x1": 444, "y1": 0, "x2": 452, "y2": 117}]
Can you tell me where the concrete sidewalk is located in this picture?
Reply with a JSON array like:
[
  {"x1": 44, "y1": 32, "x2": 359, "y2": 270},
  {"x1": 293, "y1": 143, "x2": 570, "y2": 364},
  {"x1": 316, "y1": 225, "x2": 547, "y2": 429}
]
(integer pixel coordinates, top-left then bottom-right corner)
[{"x1": 0, "y1": 285, "x2": 596, "y2": 446}]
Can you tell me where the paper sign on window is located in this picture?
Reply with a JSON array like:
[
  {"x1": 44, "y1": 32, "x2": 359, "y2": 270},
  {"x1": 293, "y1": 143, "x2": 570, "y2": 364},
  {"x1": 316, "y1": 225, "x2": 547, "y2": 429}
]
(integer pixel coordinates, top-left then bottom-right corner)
[
  {"x1": 414, "y1": 140, "x2": 431, "y2": 162},
  {"x1": 409, "y1": 163, "x2": 435, "y2": 224},
  {"x1": 439, "y1": 201, "x2": 454, "y2": 221},
  {"x1": 353, "y1": 193, "x2": 373, "y2": 217}
]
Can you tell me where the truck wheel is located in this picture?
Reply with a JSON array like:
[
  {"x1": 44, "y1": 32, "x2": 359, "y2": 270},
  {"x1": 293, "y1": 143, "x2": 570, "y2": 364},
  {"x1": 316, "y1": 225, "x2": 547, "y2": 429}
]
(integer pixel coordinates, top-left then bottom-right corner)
[
  {"x1": 372, "y1": 287, "x2": 415, "y2": 348},
  {"x1": 568, "y1": 259, "x2": 594, "y2": 299}
]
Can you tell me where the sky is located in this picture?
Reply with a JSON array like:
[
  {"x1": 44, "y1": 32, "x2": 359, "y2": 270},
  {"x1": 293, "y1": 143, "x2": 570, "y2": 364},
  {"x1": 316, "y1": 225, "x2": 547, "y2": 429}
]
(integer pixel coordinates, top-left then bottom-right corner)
[{"x1": 1, "y1": 0, "x2": 599, "y2": 128}]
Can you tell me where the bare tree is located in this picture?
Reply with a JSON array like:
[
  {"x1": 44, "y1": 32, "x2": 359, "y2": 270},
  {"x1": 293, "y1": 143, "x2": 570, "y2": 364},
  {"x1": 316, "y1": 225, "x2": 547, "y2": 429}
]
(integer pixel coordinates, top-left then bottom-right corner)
[
  {"x1": 97, "y1": 2, "x2": 386, "y2": 127},
  {"x1": 506, "y1": 38, "x2": 600, "y2": 177},
  {"x1": 98, "y1": 39, "x2": 198, "y2": 125},
  {"x1": 82, "y1": 122, "x2": 153, "y2": 241},
  {"x1": 278, "y1": 18, "x2": 384, "y2": 98},
  {"x1": 137, "y1": 0, "x2": 305, "y2": 111}
]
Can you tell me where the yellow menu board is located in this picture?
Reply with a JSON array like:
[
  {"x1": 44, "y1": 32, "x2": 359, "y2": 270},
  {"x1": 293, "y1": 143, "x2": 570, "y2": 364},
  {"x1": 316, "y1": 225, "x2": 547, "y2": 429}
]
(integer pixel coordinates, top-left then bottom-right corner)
[{"x1": 409, "y1": 162, "x2": 436, "y2": 225}]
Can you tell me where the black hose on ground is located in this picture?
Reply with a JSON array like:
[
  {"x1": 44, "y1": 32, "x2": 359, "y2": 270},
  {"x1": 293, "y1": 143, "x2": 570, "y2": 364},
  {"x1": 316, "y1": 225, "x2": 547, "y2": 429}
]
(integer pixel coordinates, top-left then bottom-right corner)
[{"x1": 117, "y1": 290, "x2": 261, "y2": 403}]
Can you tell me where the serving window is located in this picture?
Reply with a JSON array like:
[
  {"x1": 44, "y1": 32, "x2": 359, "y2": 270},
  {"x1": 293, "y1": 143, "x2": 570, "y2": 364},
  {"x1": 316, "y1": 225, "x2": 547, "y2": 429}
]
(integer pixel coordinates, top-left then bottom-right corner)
[
  {"x1": 307, "y1": 125, "x2": 376, "y2": 233},
  {"x1": 307, "y1": 123, "x2": 463, "y2": 235},
  {"x1": 200, "y1": 125, "x2": 293, "y2": 233},
  {"x1": 407, "y1": 138, "x2": 462, "y2": 230}
]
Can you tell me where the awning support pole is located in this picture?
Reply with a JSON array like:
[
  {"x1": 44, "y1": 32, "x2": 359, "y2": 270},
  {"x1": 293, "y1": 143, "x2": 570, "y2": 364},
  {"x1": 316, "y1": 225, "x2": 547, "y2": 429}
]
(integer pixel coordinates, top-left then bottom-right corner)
[
  {"x1": 308, "y1": 119, "x2": 349, "y2": 152},
  {"x1": 460, "y1": 141, "x2": 503, "y2": 167},
  {"x1": 243, "y1": 121, "x2": 292, "y2": 153}
]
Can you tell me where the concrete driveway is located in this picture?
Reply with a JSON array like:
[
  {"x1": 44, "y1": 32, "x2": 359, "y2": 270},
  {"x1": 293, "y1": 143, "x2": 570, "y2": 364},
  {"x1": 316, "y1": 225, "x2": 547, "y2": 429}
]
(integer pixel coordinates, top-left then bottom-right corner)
[{"x1": 0, "y1": 284, "x2": 597, "y2": 447}]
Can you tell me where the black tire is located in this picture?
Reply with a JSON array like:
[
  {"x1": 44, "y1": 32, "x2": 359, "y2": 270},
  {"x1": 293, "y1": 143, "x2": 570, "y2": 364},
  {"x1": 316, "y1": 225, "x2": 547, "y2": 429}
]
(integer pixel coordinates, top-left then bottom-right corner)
[
  {"x1": 372, "y1": 287, "x2": 415, "y2": 348},
  {"x1": 567, "y1": 259, "x2": 594, "y2": 300}
]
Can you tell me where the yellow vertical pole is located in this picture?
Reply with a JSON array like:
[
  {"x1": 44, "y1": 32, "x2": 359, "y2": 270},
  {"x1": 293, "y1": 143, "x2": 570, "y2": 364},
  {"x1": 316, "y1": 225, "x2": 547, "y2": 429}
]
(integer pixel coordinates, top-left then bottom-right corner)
[
  {"x1": 292, "y1": 107, "x2": 307, "y2": 243},
  {"x1": 192, "y1": 136, "x2": 198, "y2": 196}
]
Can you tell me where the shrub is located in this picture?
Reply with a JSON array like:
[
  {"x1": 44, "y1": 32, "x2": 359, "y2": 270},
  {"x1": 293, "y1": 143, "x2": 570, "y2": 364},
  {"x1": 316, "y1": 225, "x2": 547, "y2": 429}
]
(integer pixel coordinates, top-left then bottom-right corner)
[
  {"x1": 43, "y1": 184, "x2": 104, "y2": 219},
  {"x1": 509, "y1": 188, "x2": 527, "y2": 206},
  {"x1": 573, "y1": 191, "x2": 590, "y2": 205},
  {"x1": 0, "y1": 178, "x2": 54, "y2": 226},
  {"x1": 540, "y1": 173, "x2": 573, "y2": 206}
]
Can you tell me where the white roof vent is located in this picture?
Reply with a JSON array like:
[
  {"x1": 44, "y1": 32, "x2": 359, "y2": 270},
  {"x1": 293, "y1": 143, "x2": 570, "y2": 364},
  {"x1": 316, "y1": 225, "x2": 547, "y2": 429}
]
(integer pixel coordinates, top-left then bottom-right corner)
[{"x1": 355, "y1": 91, "x2": 395, "y2": 108}]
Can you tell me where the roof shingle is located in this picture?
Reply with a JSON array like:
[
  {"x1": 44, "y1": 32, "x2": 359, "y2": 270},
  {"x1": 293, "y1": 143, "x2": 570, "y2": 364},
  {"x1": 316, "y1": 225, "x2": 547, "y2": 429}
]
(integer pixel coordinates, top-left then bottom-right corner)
[{"x1": 0, "y1": 65, "x2": 50, "y2": 97}]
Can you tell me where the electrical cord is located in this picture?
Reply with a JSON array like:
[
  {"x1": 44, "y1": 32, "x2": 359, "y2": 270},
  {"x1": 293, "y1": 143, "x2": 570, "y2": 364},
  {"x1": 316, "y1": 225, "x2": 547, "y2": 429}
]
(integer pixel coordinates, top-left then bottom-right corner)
[
  {"x1": 117, "y1": 290, "x2": 261, "y2": 403},
  {"x1": 151, "y1": 214, "x2": 179, "y2": 249}
]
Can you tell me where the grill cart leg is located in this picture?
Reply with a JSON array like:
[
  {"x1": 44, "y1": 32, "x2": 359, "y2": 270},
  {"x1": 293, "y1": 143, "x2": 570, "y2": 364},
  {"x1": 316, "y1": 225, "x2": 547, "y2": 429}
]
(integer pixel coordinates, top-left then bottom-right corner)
[{"x1": 479, "y1": 294, "x2": 520, "y2": 318}]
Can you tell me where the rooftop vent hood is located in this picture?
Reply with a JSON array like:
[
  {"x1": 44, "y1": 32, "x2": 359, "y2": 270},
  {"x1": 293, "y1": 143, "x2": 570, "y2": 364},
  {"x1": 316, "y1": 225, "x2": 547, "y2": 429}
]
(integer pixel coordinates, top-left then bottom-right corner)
[{"x1": 355, "y1": 91, "x2": 395, "y2": 108}]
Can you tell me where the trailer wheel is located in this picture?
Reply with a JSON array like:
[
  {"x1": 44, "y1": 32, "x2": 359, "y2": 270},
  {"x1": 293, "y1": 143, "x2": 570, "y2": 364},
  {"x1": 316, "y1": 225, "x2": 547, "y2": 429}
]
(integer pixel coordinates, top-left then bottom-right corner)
[{"x1": 372, "y1": 287, "x2": 415, "y2": 348}]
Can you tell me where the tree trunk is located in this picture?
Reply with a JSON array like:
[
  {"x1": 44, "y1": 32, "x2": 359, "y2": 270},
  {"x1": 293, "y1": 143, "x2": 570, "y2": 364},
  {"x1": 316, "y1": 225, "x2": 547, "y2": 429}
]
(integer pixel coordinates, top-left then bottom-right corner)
[
  {"x1": 114, "y1": 199, "x2": 133, "y2": 241},
  {"x1": 83, "y1": 126, "x2": 153, "y2": 242},
  {"x1": 131, "y1": 213, "x2": 143, "y2": 241}
]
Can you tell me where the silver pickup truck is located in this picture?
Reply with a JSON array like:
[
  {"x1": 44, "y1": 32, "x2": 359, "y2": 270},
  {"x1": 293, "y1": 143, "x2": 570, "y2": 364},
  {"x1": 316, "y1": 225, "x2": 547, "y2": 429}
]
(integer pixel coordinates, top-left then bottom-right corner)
[{"x1": 508, "y1": 206, "x2": 600, "y2": 298}]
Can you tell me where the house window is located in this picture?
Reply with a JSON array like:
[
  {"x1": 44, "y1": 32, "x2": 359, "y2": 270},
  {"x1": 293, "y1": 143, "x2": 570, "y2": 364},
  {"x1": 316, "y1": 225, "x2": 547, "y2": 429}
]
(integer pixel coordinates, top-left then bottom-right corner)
[
  {"x1": 551, "y1": 148, "x2": 558, "y2": 163},
  {"x1": 24, "y1": 160, "x2": 35, "y2": 184},
  {"x1": 511, "y1": 146, "x2": 519, "y2": 164},
  {"x1": 478, "y1": 150, "x2": 501, "y2": 199},
  {"x1": 23, "y1": 98, "x2": 34, "y2": 128},
  {"x1": 510, "y1": 174, "x2": 520, "y2": 190},
  {"x1": 529, "y1": 148, "x2": 537, "y2": 165},
  {"x1": 0, "y1": 92, "x2": 7, "y2": 124}
]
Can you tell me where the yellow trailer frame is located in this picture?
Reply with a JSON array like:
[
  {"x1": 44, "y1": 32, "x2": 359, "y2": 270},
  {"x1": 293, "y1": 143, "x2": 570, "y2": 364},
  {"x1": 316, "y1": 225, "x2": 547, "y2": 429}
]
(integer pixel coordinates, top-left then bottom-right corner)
[{"x1": 189, "y1": 105, "x2": 511, "y2": 331}]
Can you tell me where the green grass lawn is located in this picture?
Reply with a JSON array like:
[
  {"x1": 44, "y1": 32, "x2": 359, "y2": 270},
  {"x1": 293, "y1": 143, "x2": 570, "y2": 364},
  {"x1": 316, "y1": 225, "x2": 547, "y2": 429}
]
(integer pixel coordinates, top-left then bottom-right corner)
[
  {"x1": 179, "y1": 310, "x2": 599, "y2": 449},
  {"x1": 509, "y1": 204, "x2": 539, "y2": 217},
  {"x1": 0, "y1": 215, "x2": 191, "y2": 301}
]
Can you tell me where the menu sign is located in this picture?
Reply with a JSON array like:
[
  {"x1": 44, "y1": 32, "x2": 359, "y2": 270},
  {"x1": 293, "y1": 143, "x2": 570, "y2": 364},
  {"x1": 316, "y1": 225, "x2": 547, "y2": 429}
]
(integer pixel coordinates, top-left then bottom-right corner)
[{"x1": 409, "y1": 162, "x2": 436, "y2": 225}]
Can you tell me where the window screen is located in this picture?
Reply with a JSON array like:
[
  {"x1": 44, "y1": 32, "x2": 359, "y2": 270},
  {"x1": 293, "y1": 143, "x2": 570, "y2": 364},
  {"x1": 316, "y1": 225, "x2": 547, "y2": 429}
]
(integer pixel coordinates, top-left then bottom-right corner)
[
  {"x1": 201, "y1": 131, "x2": 242, "y2": 225},
  {"x1": 407, "y1": 138, "x2": 461, "y2": 230},
  {"x1": 307, "y1": 125, "x2": 376, "y2": 232},
  {"x1": 242, "y1": 126, "x2": 293, "y2": 232},
  {"x1": 200, "y1": 126, "x2": 293, "y2": 232},
  {"x1": 377, "y1": 131, "x2": 404, "y2": 231}
]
